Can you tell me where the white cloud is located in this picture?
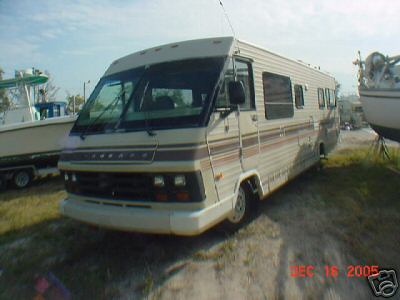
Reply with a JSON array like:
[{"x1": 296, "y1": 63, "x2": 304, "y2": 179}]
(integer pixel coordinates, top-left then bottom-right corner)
[
  {"x1": 0, "y1": 38, "x2": 43, "y2": 65},
  {"x1": 1, "y1": 0, "x2": 400, "y2": 95},
  {"x1": 40, "y1": 28, "x2": 63, "y2": 39}
]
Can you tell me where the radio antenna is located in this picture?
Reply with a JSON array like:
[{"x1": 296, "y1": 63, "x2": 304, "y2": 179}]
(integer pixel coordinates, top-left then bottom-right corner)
[{"x1": 217, "y1": 0, "x2": 240, "y2": 53}]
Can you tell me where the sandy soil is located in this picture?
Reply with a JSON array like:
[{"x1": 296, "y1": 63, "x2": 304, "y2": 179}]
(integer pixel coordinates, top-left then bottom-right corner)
[
  {"x1": 112, "y1": 129, "x2": 399, "y2": 300},
  {"x1": 1, "y1": 129, "x2": 399, "y2": 299}
]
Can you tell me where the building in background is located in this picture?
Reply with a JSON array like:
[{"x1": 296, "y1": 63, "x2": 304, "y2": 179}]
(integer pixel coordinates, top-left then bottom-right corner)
[{"x1": 338, "y1": 95, "x2": 366, "y2": 129}]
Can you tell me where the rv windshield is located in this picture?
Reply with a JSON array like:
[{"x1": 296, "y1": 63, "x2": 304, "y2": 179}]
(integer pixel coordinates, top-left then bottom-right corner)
[{"x1": 72, "y1": 57, "x2": 226, "y2": 134}]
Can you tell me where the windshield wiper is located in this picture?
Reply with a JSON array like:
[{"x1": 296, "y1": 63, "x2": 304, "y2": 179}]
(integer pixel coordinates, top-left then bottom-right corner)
[
  {"x1": 114, "y1": 78, "x2": 156, "y2": 137},
  {"x1": 79, "y1": 90, "x2": 125, "y2": 140},
  {"x1": 143, "y1": 110, "x2": 156, "y2": 136},
  {"x1": 141, "y1": 82, "x2": 156, "y2": 137}
]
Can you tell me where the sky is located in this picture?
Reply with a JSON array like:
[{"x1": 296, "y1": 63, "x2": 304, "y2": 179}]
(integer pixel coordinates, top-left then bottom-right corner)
[{"x1": 0, "y1": 0, "x2": 399, "y2": 99}]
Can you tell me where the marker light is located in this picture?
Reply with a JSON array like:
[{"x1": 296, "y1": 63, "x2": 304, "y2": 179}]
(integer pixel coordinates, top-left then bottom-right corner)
[
  {"x1": 174, "y1": 175, "x2": 186, "y2": 187},
  {"x1": 153, "y1": 175, "x2": 165, "y2": 187},
  {"x1": 155, "y1": 192, "x2": 168, "y2": 201},
  {"x1": 176, "y1": 191, "x2": 190, "y2": 201}
]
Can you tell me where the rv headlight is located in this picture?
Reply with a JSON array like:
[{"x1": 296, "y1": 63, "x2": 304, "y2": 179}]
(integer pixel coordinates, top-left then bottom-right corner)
[
  {"x1": 71, "y1": 173, "x2": 77, "y2": 182},
  {"x1": 174, "y1": 175, "x2": 186, "y2": 187},
  {"x1": 64, "y1": 173, "x2": 69, "y2": 181},
  {"x1": 153, "y1": 175, "x2": 165, "y2": 187}
]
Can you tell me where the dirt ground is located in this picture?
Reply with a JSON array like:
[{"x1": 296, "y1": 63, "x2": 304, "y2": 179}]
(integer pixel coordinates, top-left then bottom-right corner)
[
  {"x1": 337, "y1": 127, "x2": 398, "y2": 150},
  {"x1": 1, "y1": 129, "x2": 399, "y2": 300},
  {"x1": 110, "y1": 130, "x2": 399, "y2": 300}
]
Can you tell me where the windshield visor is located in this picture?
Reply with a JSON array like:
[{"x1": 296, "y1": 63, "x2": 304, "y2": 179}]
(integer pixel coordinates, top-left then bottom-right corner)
[{"x1": 72, "y1": 57, "x2": 226, "y2": 134}]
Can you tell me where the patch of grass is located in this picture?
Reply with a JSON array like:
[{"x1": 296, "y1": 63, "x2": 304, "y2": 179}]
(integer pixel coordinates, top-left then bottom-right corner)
[
  {"x1": 0, "y1": 179, "x2": 145, "y2": 299},
  {"x1": 318, "y1": 147, "x2": 400, "y2": 268},
  {"x1": 0, "y1": 147, "x2": 399, "y2": 299},
  {"x1": 243, "y1": 244, "x2": 256, "y2": 266},
  {"x1": 193, "y1": 238, "x2": 237, "y2": 273},
  {"x1": 0, "y1": 178, "x2": 65, "y2": 242},
  {"x1": 194, "y1": 238, "x2": 236, "y2": 263}
]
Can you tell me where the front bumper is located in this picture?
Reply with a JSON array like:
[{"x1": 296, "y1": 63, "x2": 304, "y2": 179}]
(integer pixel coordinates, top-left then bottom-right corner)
[{"x1": 60, "y1": 197, "x2": 232, "y2": 236}]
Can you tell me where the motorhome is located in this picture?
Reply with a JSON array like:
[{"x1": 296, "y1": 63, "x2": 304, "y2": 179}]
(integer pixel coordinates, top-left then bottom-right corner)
[{"x1": 59, "y1": 37, "x2": 339, "y2": 235}]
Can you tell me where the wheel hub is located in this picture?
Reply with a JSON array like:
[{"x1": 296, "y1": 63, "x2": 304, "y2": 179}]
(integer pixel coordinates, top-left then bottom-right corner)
[{"x1": 229, "y1": 188, "x2": 246, "y2": 223}]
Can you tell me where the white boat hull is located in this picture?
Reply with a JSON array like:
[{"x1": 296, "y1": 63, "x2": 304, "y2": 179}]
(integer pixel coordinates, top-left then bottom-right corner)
[
  {"x1": 359, "y1": 88, "x2": 400, "y2": 142},
  {"x1": 0, "y1": 116, "x2": 76, "y2": 167}
]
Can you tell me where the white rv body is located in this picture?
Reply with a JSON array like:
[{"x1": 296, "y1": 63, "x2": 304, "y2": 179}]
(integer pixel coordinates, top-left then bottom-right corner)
[{"x1": 59, "y1": 37, "x2": 338, "y2": 235}]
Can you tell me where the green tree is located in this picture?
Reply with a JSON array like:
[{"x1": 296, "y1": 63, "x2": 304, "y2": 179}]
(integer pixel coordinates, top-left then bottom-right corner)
[
  {"x1": 335, "y1": 81, "x2": 341, "y2": 101},
  {"x1": 66, "y1": 94, "x2": 85, "y2": 113},
  {"x1": 0, "y1": 67, "x2": 11, "y2": 113}
]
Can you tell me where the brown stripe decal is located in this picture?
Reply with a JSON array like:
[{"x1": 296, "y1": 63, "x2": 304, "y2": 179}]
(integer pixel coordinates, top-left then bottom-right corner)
[
  {"x1": 63, "y1": 142, "x2": 206, "y2": 151},
  {"x1": 209, "y1": 140, "x2": 240, "y2": 156},
  {"x1": 212, "y1": 152, "x2": 240, "y2": 167},
  {"x1": 60, "y1": 147, "x2": 209, "y2": 162},
  {"x1": 60, "y1": 121, "x2": 333, "y2": 164},
  {"x1": 154, "y1": 148, "x2": 209, "y2": 161}
]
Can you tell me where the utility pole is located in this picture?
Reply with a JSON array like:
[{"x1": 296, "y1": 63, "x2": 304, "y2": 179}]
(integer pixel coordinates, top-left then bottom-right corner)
[{"x1": 83, "y1": 80, "x2": 90, "y2": 103}]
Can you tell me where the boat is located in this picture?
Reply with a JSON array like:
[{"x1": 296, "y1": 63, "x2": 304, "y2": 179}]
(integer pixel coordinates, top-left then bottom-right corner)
[
  {"x1": 0, "y1": 68, "x2": 76, "y2": 188},
  {"x1": 354, "y1": 52, "x2": 400, "y2": 142}
]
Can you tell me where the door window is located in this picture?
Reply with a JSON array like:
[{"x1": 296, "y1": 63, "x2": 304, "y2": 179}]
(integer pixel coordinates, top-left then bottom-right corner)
[{"x1": 215, "y1": 58, "x2": 255, "y2": 110}]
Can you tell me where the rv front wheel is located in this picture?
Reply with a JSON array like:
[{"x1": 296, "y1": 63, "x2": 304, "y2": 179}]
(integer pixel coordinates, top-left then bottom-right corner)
[
  {"x1": 13, "y1": 170, "x2": 31, "y2": 189},
  {"x1": 226, "y1": 185, "x2": 252, "y2": 227}
]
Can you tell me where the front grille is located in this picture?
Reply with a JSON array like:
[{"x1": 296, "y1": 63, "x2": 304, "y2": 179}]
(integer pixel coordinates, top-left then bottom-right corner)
[
  {"x1": 64, "y1": 171, "x2": 205, "y2": 202},
  {"x1": 66, "y1": 172, "x2": 152, "y2": 201}
]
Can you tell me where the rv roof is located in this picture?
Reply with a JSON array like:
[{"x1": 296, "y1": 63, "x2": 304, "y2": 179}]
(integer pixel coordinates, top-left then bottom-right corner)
[
  {"x1": 104, "y1": 37, "x2": 235, "y2": 76},
  {"x1": 104, "y1": 36, "x2": 333, "y2": 79},
  {"x1": 238, "y1": 39, "x2": 334, "y2": 78}
]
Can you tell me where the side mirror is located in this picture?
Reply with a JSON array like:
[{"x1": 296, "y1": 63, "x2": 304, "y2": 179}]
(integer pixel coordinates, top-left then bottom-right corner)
[{"x1": 228, "y1": 81, "x2": 246, "y2": 105}]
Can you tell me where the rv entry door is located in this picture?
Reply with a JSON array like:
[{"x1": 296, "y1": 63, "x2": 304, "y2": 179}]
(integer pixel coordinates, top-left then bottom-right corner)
[{"x1": 206, "y1": 57, "x2": 258, "y2": 202}]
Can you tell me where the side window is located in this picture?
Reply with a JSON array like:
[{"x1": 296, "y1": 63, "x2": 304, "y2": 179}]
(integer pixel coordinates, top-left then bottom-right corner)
[
  {"x1": 294, "y1": 84, "x2": 304, "y2": 109},
  {"x1": 215, "y1": 60, "x2": 234, "y2": 109},
  {"x1": 318, "y1": 88, "x2": 325, "y2": 109},
  {"x1": 235, "y1": 60, "x2": 255, "y2": 110},
  {"x1": 325, "y1": 88, "x2": 331, "y2": 107},
  {"x1": 54, "y1": 105, "x2": 60, "y2": 117},
  {"x1": 330, "y1": 89, "x2": 337, "y2": 107},
  {"x1": 262, "y1": 72, "x2": 294, "y2": 120},
  {"x1": 215, "y1": 58, "x2": 255, "y2": 110}
]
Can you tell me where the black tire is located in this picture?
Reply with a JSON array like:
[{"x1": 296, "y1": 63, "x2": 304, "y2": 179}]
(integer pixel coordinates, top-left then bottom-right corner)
[
  {"x1": 13, "y1": 170, "x2": 32, "y2": 189},
  {"x1": 225, "y1": 184, "x2": 254, "y2": 230}
]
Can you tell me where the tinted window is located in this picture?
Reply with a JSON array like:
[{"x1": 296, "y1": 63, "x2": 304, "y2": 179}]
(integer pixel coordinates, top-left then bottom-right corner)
[
  {"x1": 235, "y1": 60, "x2": 255, "y2": 110},
  {"x1": 73, "y1": 57, "x2": 225, "y2": 134},
  {"x1": 262, "y1": 72, "x2": 294, "y2": 120},
  {"x1": 294, "y1": 84, "x2": 304, "y2": 109},
  {"x1": 215, "y1": 60, "x2": 234, "y2": 109},
  {"x1": 215, "y1": 58, "x2": 255, "y2": 110},
  {"x1": 325, "y1": 88, "x2": 331, "y2": 107},
  {"x1": 330, "y1": 89, "x2": 336, "y2": 107},
  {"x1": 318, "y1": 88, "x2": 325, "y2": 109}
]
